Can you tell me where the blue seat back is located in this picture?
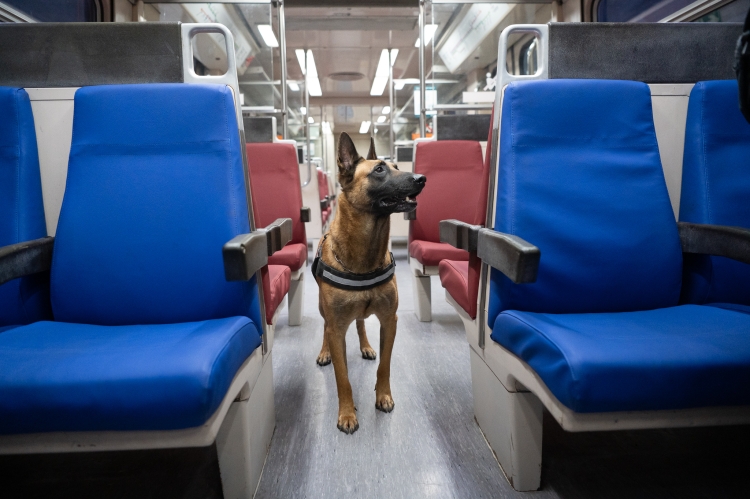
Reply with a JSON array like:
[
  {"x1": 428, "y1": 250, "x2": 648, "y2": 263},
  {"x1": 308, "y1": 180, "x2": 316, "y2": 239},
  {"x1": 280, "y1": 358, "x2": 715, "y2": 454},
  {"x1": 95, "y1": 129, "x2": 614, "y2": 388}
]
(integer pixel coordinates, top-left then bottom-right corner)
[
  {"x1": 679, "y1": 80, "x2": 750, "y2": 305},
  {"x1": 488, "y1": 80, "x2": 682, "y2": 328},
  {"x1": 51, "y1": 84, "x2": 263, "y2": 329},
  {"x1": 0, "y1": 87, "x2": 51, "y2": 326}
]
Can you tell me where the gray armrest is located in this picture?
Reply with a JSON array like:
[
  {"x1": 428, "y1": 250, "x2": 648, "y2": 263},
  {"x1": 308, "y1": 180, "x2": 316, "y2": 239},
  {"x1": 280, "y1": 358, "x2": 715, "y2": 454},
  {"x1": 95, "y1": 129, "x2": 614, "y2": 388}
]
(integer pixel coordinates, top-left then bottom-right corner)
[
  {"x1": 301, "y1": 207, "x2": 311, "y2": 223},
  {"x1": 0, "y1": 236, "x2": 55, "y2": 287},
  {"x1": 223, "y1": 218, "x2": 293, "y2": 281},
  {"x1": 320, "y1": 198, "x2": 329, "y2": 211},
  {"x1": 439, "y1": 220, "x2": 539, "y2": 283},
  {"x1": 478, "y1": 229, "x2": 540, "y2": 284},
  {"x1": 404, "y1": 210, "x2": 416, "y2": 221},
  {"x1": 439, "y1": 219, "x2": 480, "y2": 252},
  {"x1": 679, "y1": 222, "x2": 750, "y2": 265}
]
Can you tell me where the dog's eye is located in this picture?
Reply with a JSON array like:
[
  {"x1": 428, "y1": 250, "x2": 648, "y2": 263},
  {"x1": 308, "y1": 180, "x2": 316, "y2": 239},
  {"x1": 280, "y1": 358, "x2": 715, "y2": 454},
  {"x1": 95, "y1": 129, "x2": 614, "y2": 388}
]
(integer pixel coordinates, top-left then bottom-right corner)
[{"x1": 374, "y1": 165, "x2": 385, "y2": 174}]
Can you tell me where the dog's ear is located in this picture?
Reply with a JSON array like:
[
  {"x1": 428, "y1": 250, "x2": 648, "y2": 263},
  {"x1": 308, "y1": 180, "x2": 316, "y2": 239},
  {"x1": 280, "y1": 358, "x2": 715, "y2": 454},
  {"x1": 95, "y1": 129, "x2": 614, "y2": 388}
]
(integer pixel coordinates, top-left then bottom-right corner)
[
  {"x1": 337, "y1": 132, "x2": 360, "y2": 183},
  {"x1": 366, "y1": 138, "x2": 377, "y2": 160}
]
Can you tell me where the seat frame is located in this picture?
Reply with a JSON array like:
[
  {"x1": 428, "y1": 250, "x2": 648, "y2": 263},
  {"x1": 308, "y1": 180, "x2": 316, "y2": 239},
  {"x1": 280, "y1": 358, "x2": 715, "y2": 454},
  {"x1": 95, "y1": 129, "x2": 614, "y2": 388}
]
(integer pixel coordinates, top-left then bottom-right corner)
[
  {"x1": 441, "y1": 23, "x2": 750, "y2": 492},
  {"x1": 0, "y1": 347, "x2": 275, "y2": 498},
  {"x1": 0, "y1": 24, "x2": 279, "y2": 498}
]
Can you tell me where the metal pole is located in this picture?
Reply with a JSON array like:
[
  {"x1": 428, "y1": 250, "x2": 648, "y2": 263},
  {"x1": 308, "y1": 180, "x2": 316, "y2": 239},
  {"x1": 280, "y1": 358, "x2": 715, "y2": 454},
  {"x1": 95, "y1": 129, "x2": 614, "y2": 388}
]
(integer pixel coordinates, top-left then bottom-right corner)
[
  {"x1": 370, "y1": 105, "x2": 374, "y2": 141},
  {"x1": 389, "y1": 49, "x2": 395, "y2": 161},
  {"x1": 278, "y1": 0, "x2": 288, "y2": 139},
  {"x1": 305, "y1": 51, "x2": 311, "y2": 176},
  {"x1": 418, "y1": 0, "x2": 426, "y2": 138}
]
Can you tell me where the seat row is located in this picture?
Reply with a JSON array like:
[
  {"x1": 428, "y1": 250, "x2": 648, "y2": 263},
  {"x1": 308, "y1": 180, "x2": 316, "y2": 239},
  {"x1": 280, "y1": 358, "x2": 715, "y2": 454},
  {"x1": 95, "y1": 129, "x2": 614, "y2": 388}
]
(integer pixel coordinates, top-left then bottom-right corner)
[
  {"x1": 431, "y1": 78, "x2": 750, "y2": 491},
  {"x1": 0, "y1": 83, "x2": 297, "y2": 497}
]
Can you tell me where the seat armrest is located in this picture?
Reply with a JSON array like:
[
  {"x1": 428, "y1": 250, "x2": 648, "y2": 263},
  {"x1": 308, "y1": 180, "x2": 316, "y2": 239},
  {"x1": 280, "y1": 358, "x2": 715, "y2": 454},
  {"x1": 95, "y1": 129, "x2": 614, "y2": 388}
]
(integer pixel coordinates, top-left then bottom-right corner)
[
  {"x1": 404, "y1": 210, "x2": 416, "y2": 221},
  {"x1": 0, "y1": 237, "x2": 55, "y2": 287},
  {"x1": 320, "y1": 198, "x2": 329, "y2": 211},
  {"x1": 301, "y1": 206, "x2": 311, "y2": 223},
  {"x1": 265, "y1": 218, "x2": 293, "y2": 256},
  {"x1": 477, "y1": 229, "x2": 540, "y2": 284},
  {"x1": 223, "y1": 218, "x2": 293, "y2": 281},
  {"x1": 679, "y1": 222, "x2": 750, "y2": 265},
  {"x1": 439, "y1": 219, "x2": 480, "y2": 252}
]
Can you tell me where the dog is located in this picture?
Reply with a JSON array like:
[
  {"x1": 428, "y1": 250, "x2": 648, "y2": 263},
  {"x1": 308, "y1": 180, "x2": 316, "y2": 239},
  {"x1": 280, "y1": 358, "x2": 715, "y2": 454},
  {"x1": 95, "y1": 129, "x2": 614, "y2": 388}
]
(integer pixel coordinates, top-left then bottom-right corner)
[{"x1": 313, "y1": 132, "x2": 426, "y2": 434}]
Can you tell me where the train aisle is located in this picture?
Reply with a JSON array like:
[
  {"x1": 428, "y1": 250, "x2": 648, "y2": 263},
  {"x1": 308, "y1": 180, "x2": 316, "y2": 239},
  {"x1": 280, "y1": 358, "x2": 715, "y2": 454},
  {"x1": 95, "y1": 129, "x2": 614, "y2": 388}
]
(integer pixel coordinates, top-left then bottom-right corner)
[{"x1": 258, "y1": 244, "x2": 750, "y2": 499}]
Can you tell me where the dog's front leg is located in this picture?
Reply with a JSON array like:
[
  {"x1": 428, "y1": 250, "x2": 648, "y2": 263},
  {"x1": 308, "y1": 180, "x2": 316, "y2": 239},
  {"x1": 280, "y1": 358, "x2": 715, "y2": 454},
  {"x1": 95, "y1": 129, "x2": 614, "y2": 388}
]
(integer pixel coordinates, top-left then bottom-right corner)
[
  {"x1": 375, "y1": 312, "x2": 397, "y2": 413},
  {"x1": 329, "y1": 322, "x2": 359, "y2": 434}
]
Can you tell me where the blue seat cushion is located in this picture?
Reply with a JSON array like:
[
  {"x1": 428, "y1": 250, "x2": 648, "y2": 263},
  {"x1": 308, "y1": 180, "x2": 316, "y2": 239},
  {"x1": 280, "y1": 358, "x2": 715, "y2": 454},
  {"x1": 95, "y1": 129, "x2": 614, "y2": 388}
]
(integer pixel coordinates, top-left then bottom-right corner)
[
  {"x1": 489, "y1": 80, "x2": 681, "y2": 327},
  {"x1": 0, "y1": 317, "x2": 261, "y2": 434},
  {"x1": 52, "y1": 84, "x2": 262, "y2": 328},
  {"x1": 0, "y1": 87, "x2": 51, "y2": 326},
  {"x1": 680, "y1": 80, "x2": 750, "y2": 306},
  {"x1": 491, "y1": 305, "x2": 750, "y2": 413},
  {"x1": 708, "y1": 303, "x2": 750, "y2": 314}
]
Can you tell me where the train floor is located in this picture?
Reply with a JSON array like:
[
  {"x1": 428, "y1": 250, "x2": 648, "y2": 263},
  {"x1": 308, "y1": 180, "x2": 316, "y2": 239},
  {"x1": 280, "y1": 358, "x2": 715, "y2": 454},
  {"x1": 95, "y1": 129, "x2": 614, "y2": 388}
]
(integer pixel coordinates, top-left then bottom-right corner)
[{"x1": 2, "y1": 244, "x2": 749, "y2": 498}]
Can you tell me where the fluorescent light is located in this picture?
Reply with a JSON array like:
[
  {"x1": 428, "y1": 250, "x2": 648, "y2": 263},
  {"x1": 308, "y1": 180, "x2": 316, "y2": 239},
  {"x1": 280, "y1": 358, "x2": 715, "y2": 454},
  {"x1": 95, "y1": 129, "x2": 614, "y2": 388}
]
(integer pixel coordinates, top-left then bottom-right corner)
[
  {"x1": 382, "y1": 106, "x2": 390, "y2": 114},
  {"x1": 377, "y1": 115, "x2": 386, "y2": 123},
  {"x1": 371, "y1": 77, "x2": 388, "y2": 96},
  {"x1": 295, "y1": 49, "x2": 306, "y2": 75},
  {"x1": 300, "y1": 106, "x2": 306, "y2": 115},
  {"x1": 288, "y1": 81, "x2": 300, "y2": 91},
  {"x1": 359, "y1": 121, "x2": 371, "y2": 134},
  {"x1": 308, "y1": 117, "x2": 314, "y2": 124},
  {"x1": 390, "y1": 49, "x2": 399, "y2": 66},
  {"x1": 395, "y1": 80, "x2": 405, "y2": 90},
  {"x1": 370, "y1": 49, "x2": 390, "y2": 96},
  {"x1": 306, "y1": 50, "x2": 322, "y2": 97},
  {"x1": 414, "y1": 24, "x2": 438, "y2": 47},
  {"x1": 257, "y1": 25, "x2": 278, "y2": 48}
]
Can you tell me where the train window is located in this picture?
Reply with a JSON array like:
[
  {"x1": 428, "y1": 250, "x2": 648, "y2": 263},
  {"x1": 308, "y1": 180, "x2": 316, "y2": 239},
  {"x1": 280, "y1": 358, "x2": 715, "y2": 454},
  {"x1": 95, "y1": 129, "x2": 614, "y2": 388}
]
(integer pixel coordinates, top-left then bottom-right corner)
[
  {"x1": 694, "y1": 0, "x2": 750, "y2": 21},
  {"x1": 2, "y1": 0, "x2": 98, "y2": 22},
  {"x1": 596, "y1": 0, "x2": 695, "y2": 22}
]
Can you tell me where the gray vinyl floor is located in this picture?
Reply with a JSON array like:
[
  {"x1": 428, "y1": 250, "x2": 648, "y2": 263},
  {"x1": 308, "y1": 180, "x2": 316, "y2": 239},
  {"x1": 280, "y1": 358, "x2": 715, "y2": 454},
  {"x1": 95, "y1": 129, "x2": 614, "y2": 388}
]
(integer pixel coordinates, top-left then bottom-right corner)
[{"x1": 256, "y1": 244, "x2": 750, "y2": 499}]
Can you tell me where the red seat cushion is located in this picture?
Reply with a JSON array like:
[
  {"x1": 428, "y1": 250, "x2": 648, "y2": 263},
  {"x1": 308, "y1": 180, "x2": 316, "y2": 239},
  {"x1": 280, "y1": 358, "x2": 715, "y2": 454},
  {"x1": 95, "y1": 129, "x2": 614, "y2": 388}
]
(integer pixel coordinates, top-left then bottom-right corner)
[
  {"x1": 410, "y1": 240, "x2": 469, "y2": 267},
  {"x1": 439, "y1": 256, "x2": 481, "y2": 319},
  {"x1": 246, "y1": 143, "x2": 307, "y2": 247},
  {"x1": 261, "y1": 265, "x2": 290, "y2": 324},
  {"x1": 410, "y1": 141, "x2": 488, "y2": 246},
  {"x1": 268, "y1": 243, "x2": 307, "y2": 271}
]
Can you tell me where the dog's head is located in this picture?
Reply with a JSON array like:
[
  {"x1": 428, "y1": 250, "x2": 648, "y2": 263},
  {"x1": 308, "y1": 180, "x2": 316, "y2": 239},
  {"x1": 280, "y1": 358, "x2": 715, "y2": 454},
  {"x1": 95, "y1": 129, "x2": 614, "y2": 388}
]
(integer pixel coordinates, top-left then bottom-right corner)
[{"x1": 337, "y1": 132, "x2": 426, "y2": 216}]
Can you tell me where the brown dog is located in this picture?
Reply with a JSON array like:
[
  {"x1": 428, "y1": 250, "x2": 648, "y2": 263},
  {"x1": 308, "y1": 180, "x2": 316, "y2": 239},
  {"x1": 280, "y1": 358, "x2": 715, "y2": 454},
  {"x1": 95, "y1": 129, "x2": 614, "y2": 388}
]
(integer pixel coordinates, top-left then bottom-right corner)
[{"x1": 313, "y1": 132, "x2": 425, "y2": 434}]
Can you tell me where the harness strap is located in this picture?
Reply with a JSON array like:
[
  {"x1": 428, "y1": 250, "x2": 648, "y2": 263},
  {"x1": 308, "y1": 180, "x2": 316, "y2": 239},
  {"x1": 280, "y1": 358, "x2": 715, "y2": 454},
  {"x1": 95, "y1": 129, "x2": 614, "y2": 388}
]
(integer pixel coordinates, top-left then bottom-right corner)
[{"x1": 312, "y1": 236, "x2": 395, "y2": 291}]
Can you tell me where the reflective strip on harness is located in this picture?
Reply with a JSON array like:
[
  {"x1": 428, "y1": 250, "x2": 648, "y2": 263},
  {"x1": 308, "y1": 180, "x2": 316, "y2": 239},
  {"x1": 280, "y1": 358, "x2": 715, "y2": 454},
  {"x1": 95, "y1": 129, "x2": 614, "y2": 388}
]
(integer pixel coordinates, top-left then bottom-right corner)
[
  {"x1": 312, "y1": 237, "x2": 396, "y2": 291},
  {"x1": 321, "y1": 265, "x2": 395, "y2": 289}
]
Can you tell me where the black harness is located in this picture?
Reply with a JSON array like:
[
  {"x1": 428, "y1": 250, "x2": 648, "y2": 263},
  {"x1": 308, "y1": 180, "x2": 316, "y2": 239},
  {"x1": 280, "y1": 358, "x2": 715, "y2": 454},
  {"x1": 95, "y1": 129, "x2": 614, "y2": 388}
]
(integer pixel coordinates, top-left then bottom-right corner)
[{"x1": 312, "y1": 235, "x2": 395, "y2": 291}]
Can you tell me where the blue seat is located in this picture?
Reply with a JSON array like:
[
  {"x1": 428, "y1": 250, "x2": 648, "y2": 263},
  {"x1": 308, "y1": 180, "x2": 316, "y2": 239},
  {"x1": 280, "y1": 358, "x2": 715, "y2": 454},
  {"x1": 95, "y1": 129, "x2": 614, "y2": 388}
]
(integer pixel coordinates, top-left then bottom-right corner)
[
  {"x1": 0, "y1": 87, "x2": 51, "y2": 326},
  {"x1": 0, "y1": 83, "x2": 265, "y2": 434},
  {"x1": 679, "y1": 80, "x2": 750, "y2": 306},
  {"x1": 488, "y1": 79, "x2": 750, "y2": 414}
]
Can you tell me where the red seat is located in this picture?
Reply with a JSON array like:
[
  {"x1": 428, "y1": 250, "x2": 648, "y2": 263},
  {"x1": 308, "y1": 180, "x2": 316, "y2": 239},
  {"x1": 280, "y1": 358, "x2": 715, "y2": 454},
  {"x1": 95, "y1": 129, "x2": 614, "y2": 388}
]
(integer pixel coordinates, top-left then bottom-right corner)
[
  {"x1": 439, "y1": 257, "x2": 481, "y2": 319},
  {"x1": 261, "y1": 265, "x2": 291, "y2": 325},
  {"x1": 268, "y1": 243, "x2": 307, "y2": 271},
  {"x1": 410, "y1": 240, "x2": 469, "y2": 267},
  {"x1": 410, "y1": 140, "x2": 488, "y2": 265},
  {"x1": 246, "y1": 143, "x2": 307, "y2": 272},
  {"x1": 439, "y1": 110, "x2": 494, "y2": 319}
]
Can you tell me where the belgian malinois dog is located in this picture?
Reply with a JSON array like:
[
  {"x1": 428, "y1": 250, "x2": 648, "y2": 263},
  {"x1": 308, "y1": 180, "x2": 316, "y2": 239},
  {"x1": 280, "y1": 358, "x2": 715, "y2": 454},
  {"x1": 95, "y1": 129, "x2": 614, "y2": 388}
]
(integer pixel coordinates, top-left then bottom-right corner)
[{"x1": 313, "y1": 132, "x2": 426, "y2": 434}]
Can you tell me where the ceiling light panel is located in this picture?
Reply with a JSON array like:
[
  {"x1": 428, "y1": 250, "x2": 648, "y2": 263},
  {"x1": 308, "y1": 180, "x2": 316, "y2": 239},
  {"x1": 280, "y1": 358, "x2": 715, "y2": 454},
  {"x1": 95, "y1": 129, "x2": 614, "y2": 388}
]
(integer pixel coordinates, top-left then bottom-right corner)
[{"x1": 257, "y1": 25, "x2": 278, "y2": 48}]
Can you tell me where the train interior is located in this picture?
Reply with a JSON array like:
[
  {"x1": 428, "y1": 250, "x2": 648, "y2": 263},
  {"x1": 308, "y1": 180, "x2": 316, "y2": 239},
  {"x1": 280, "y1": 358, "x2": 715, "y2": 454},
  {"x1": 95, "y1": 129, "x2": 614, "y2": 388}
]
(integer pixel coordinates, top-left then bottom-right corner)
[{"x1": 1, "y1": 0, "x2": 750, "y2": 497}]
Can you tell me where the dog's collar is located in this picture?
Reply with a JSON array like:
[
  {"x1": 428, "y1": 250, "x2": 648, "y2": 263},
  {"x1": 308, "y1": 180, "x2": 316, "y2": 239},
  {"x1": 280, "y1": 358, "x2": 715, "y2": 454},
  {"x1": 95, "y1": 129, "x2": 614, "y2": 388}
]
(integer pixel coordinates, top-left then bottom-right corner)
[{"x1": 312, "y1": 235, "x2": 395, "y2": 291}]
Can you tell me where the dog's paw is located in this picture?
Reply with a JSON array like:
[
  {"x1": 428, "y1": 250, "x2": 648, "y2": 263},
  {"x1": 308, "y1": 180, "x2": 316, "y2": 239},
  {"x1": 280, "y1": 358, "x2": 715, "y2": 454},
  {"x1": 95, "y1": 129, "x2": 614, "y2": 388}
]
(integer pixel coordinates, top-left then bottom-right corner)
[
  {"x1": 375, "y1": 394, "x2": 395, "y2": 413},
  {"x1": 337, "y1": 413, "x2": 359, "y2": 434},
  {"x1": 360, "y1": 346, "x2": 377, "y2": 360},
  {"x1": 316, "y1": 352, "x2": 331, "y2": 366}
]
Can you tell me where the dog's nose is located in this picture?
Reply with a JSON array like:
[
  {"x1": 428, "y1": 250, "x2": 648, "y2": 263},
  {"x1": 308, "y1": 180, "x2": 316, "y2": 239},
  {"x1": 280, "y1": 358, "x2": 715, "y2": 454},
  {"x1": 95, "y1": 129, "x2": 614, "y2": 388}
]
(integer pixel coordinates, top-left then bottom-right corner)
[{"x1": 412, "y1": 174, "x2": 426, "y2": 185}]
